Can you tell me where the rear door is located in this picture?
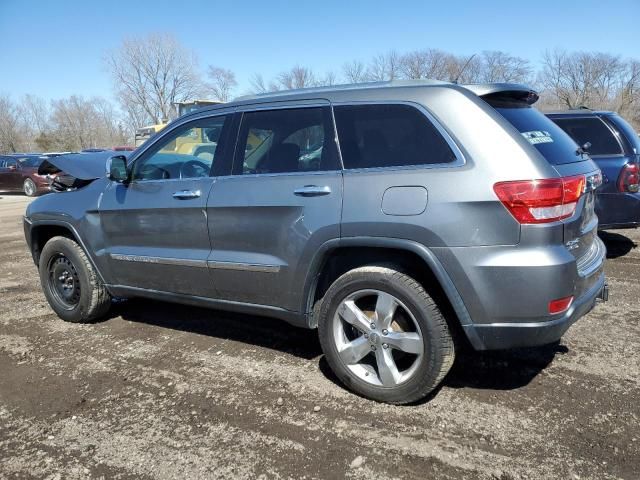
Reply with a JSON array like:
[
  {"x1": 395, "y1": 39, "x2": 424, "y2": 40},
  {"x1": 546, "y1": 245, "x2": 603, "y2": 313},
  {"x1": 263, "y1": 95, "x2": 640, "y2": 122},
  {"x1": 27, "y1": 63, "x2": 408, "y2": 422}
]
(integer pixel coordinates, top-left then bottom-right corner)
[
  {"x1": 99, "y1": 113, "x2": 233, "y2": 297},
  {"x1": 206, "y1": 103, "x2": 342, "y2": 311}
]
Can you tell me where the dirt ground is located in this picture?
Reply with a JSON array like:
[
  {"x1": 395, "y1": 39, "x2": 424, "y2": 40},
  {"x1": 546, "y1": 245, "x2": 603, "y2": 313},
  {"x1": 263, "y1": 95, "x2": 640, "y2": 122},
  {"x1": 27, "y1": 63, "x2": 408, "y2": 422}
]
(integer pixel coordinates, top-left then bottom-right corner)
[{"x1": 0, "y1": 193, "x2": 638, "y2": 480}]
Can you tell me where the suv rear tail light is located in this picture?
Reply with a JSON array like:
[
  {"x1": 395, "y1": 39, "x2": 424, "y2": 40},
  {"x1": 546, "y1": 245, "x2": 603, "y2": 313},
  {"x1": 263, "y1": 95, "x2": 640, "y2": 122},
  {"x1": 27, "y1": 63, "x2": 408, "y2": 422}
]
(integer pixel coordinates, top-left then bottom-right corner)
[
  {"x1": 549, "y1": 296, "x2": 574, "y2": 315},
  {"x1": 617, "y1": 163, "x2": 639, "y2": 193},
  {"x1": 493, "y1": 175, "x2": 586, "y2": 224}
]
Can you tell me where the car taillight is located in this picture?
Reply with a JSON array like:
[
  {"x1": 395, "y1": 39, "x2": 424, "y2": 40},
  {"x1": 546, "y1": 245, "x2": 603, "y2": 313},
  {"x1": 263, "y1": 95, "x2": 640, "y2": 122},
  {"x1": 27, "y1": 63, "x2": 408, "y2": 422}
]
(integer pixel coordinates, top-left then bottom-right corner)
[
  {"x1": 493, "y1": 175, "x2": 586, "y2": 224},
  {"x1": 549, "y1": 296, "x2": 574, "y2": 314},
  {"x1": 617, "y1": 163, "x2": 639, "y2": 193}
]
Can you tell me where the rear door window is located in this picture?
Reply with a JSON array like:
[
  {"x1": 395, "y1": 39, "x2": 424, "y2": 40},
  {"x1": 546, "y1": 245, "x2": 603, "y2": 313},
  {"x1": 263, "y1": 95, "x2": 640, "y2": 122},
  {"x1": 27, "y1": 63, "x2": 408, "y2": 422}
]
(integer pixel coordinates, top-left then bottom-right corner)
[
  {"x1": 492, "y1": 105, "x2": 585, "y2": 165},
  {"x1": 234, "y1": 107, "x2": 339, "y2": 175},
  {"x1": 333, "y1": 104, "x2": 457, "y2": 169},
  {"x1": 551, "y1": 117, "x2": 623, "y2": 156}
]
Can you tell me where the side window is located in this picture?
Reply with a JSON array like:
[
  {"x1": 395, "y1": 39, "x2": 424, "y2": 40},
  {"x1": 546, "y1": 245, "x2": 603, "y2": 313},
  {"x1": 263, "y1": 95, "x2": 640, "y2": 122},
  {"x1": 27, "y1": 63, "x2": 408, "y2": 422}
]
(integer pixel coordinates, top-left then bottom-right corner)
[
  {"x1": 235, "y1": 107, "x2": 339, "y2": 175},
  {"x1": 334, "y1": 104, "x2": 457, "y2": 169},
  {"x1": 552, "y1": 117, "x2": 623, "y2": 156},
  {"x1": 132, "y1": 115, "x2": 229, "y2": 181}
]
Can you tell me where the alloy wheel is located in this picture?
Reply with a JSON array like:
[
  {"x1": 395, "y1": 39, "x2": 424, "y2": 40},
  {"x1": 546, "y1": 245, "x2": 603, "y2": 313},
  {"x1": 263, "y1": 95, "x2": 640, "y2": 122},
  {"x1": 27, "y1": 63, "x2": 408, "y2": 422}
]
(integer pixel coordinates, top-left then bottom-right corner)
[{"x1": 332, "y1": 289, "x2": 424, "y2": 387}]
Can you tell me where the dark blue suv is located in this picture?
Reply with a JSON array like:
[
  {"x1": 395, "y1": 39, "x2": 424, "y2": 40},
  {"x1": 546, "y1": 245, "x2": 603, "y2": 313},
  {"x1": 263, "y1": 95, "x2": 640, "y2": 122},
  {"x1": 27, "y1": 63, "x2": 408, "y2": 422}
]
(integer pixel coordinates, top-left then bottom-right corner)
[{"x1": 547, "y1": 110, "x2": 640, "y2": 229}]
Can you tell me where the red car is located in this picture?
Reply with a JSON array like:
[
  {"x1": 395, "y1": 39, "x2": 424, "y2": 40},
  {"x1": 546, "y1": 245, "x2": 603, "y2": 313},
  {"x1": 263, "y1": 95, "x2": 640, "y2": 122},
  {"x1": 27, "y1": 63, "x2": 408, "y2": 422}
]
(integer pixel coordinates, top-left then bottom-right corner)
[{"x1": 0, "y1": 155, "x2": 52, "y2": 196}]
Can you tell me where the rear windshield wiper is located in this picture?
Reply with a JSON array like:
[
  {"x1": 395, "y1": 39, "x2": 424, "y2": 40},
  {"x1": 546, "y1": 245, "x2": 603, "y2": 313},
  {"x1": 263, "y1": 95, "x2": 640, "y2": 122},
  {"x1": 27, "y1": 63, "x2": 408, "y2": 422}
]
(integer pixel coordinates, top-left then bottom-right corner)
[{"x1": 576, "y1": 142, "x2": 592, "y2": 156}]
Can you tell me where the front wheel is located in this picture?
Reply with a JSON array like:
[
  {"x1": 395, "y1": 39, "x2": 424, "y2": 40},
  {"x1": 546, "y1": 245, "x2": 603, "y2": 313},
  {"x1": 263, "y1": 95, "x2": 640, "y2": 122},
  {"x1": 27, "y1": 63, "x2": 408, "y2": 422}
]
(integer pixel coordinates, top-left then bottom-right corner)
[
  {"x1": 39, "y1": 236, "x2": 112, "y2": 323},
  {"x1": 23, "y1": 178, "x2": 37, "y2": 197},
  {"x1": 318, "y1": 266, "x2": 454, "y2": 404}
]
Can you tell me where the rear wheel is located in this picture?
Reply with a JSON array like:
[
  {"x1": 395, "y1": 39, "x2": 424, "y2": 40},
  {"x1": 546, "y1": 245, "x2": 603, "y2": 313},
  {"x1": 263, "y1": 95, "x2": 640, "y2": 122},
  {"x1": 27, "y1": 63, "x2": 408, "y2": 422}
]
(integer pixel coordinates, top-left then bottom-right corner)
[
  {"x1": 318, "y1": 266, "x2": 454, "y2": 404},
  {"x1": 23, "y1": 178, "x2": 37, "y2": 197},
  {"x1": 39, "y1": 236, "x2": 111, "y2": 323}
]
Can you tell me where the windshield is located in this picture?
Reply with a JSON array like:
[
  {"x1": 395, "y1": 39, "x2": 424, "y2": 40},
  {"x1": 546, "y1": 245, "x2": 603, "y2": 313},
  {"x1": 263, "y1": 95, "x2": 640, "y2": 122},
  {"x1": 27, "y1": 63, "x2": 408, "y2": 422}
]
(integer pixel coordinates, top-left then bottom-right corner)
[{"x1": 492, "y1": 105, "x2": 585, "y2": 165}]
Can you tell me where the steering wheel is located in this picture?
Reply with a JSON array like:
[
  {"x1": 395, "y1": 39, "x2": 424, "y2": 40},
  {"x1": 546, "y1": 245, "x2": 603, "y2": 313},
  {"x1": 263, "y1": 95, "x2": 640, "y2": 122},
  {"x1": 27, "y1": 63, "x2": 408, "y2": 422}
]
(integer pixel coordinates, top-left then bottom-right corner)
[{"x1": 180, "y1": 159, "x2": 210, "y2": 179}]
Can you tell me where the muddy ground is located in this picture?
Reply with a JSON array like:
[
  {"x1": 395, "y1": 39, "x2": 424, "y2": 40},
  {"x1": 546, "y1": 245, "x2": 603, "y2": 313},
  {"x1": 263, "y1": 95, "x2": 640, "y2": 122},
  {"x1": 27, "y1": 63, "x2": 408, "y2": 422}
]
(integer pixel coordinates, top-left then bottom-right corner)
[{"x1": 0, "y1": 193, "x2": 638, "y2": 480}]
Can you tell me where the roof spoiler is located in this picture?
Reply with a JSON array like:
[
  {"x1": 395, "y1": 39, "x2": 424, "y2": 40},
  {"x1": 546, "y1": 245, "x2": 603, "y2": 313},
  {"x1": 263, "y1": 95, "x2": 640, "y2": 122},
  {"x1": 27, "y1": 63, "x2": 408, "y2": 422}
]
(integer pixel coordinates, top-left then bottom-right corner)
[{"x1": 462, "y1": 83, "x2": 539, "y2": 105}]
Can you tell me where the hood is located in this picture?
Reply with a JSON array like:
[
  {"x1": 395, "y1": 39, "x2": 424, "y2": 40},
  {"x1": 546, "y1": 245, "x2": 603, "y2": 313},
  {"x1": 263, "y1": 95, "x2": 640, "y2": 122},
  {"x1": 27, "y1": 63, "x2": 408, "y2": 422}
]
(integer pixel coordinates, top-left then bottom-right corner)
[{"x1": 38, "y1": 151, "x2": 131, "y2": 180}]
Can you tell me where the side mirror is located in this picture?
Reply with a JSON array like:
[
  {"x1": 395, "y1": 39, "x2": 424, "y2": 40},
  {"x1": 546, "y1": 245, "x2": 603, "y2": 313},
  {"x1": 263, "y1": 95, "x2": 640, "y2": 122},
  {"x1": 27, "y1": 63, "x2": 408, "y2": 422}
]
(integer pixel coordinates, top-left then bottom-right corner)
[{"x1": 107, "y1": 155, "x2": 128, "y2": 183}]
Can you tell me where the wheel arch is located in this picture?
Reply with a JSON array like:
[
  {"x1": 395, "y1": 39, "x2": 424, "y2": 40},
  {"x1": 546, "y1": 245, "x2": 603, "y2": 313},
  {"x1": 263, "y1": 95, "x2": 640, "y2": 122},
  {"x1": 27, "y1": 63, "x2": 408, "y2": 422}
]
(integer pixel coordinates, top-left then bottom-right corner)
[
  {"x1": 28, "y1": 220, "x2": 108, "y2": 285},
  {"x1": 303, "y1": 237, "x2": 481, "y2": 348}
]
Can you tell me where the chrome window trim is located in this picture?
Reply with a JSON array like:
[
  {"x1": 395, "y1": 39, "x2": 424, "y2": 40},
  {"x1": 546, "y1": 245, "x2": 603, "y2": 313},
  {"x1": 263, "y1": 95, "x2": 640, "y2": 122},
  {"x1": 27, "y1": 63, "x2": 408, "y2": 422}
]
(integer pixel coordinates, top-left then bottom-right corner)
[
  {"x1": 218, "y1": 169, "x2": 342, "y2": 180},
  {"x1": 234, "y1": 99, "x2": 331, "y2": 113},
  {"x1": 330, "y1": 100, "x2": 466, "y2": 171}
]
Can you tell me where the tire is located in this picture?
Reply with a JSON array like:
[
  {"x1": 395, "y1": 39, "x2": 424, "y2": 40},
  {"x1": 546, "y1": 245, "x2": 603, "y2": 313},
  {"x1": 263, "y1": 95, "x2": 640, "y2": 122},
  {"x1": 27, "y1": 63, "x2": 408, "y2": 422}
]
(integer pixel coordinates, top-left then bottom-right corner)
[
  {"x1": 23, "y1": 178, "x2": 37, "y2": 197},
  {"x1": 317, "y1": 266, "x2": 454, "y2": 404},
  {"x1": 39, "y1": 236, "x2": 111, "y2": 323}
]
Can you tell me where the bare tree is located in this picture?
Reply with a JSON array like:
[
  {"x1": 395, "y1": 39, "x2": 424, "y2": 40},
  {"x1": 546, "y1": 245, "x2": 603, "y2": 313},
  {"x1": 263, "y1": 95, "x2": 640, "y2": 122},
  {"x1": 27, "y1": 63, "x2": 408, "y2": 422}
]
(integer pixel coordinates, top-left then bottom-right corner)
[
  {"x1": 400, "y1": 49, "x2": 452, "y2": 80},
  {"x1": 276, "y1": 65, "x2": 317, "y2": 90},
  {"x1": 0, "y1": 95, "x2": 23, "y2": 153},
  {"x1": 319, "y1": 71, "x2": 338, "y2": 86},
  {"x1": 49, "y1": 96, "x2": 126, "y2": 151},
  {"x1": 616, "y1": 60, "x2": 640, "y2": 118},
  {"x1": 367, "y1": 51, "x2": 401, "y2": 81},
  {"x1": 20, "y1": 94, "x2": 49, "y2": 137},
  {"x1": 343, "y1": 60, "x2": 367, "y2": 83},
  {"x1": 445, "y1": 54, "x2": 482, "y2": 83},
  {"x1": 206, "y1": 66, "x2": 237, "y2": 102},
  {"x1": 249, "y1": 73, "x2": 269, "y2": 94},
  {"x1": 478, "y1": 51, "x2": 532, "y2": 83},
  {"x1": 540, "y1": 49, "x2": 625, "y2": 109},
  {"x1": 105, "y1": 33, "x2": 203, "y2": 126}
]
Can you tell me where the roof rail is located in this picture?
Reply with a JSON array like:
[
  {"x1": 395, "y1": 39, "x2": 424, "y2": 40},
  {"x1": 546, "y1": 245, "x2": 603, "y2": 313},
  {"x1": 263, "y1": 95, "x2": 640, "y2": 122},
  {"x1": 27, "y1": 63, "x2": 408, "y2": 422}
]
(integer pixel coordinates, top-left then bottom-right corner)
[{"x1": 233, "y1": 79, "x2": 450, "y2": 102}]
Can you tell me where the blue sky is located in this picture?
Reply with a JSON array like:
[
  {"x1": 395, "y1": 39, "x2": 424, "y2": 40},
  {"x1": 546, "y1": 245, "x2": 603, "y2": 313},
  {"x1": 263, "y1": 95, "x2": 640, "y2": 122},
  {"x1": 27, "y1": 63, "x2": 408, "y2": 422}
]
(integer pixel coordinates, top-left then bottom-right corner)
[{"x1": 1, "y1": 0, "x2": 638, "y2": 102}]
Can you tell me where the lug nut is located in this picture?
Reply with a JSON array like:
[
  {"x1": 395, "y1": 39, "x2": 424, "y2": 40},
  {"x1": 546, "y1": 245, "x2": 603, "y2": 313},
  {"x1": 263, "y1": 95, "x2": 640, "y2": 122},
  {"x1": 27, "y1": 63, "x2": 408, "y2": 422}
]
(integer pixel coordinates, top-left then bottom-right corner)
[
  {"x1": 382, "y1": 329, "x2": 388, "y2": 335},
  {"x1": 371, "y1": 345, "x2": 376, "y2": 351},
  {"x1": 364, "y1": 333, "x2": 369, "y2": 339},
  {"x1": 382, "y1": 343, "x2": 389, "y2": 349},
  {"x1": 370, "y1": 323, "x2": 376, "y2": 329}
]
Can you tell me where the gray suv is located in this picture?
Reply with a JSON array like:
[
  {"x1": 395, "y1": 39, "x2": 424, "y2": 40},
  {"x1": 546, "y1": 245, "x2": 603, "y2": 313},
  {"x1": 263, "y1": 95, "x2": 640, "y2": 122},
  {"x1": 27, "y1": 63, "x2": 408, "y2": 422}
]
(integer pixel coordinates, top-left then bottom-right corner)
[{"x1": 24, "y1": 81, "x2": 608, "y2": 404}]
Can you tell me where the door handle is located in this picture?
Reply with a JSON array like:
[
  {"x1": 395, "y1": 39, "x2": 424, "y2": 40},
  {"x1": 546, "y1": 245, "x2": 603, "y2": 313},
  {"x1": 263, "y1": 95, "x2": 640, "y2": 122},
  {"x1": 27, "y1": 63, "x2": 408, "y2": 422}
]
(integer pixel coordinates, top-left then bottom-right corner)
[
  {"x1": 293, "y1": 185, "x2": 331, "y2": 197},
  {"x1": 172, "y1": 189, "x2": 201, "y2": 199}
]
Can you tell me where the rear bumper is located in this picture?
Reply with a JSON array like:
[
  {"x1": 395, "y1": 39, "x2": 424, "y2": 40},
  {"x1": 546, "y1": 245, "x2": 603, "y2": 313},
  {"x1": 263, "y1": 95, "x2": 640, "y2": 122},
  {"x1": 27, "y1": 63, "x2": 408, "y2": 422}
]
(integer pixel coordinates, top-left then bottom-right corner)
[{"x1": 464, "y1": 273, "x2": 607, "y2": 350}]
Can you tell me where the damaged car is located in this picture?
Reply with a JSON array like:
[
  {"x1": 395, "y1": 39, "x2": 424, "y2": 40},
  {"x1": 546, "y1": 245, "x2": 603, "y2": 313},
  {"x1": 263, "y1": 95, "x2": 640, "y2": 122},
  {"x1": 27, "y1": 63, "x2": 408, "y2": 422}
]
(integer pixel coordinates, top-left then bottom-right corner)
[{"x1": 24, "y1": 81, "x2": 608, "y2": 404}]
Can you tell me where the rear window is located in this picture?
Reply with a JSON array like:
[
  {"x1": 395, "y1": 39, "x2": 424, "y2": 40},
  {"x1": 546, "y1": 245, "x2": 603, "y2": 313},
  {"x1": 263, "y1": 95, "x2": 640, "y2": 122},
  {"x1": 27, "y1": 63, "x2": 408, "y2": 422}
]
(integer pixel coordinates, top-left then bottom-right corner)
[
  {"x1": 334, "y1": 104, "x2": 457, "y2": 169},
  {"x1": 551, "y1": 117, "x2": 623, "y2": 156},
  {"x1": 492, "y1": 105, "x2": 585, "y2": 165}
]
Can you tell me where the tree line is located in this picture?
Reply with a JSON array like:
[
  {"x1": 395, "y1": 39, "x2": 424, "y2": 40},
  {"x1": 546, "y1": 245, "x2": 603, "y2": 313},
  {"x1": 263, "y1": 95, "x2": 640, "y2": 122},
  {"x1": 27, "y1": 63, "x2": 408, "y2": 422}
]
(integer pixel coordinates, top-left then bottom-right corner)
[{"x1": 1, "y1": 33, "x2": 639, "y2": 154}]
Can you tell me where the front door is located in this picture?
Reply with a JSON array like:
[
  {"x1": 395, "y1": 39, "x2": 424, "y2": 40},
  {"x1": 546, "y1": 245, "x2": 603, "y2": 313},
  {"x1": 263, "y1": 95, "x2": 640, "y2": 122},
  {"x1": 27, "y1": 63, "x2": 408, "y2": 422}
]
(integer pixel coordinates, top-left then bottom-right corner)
[
  {"x1": 99, "y1": 113, "x2": 233, "y2": 297},
  {"x1": 207, "y1": 105, "x2": 343, "y2": 312}
]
